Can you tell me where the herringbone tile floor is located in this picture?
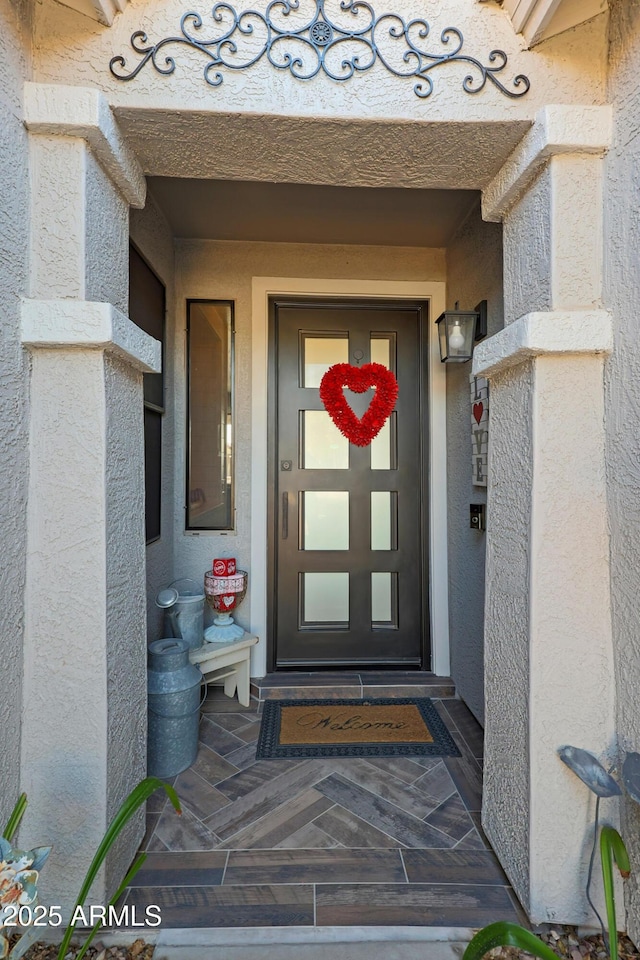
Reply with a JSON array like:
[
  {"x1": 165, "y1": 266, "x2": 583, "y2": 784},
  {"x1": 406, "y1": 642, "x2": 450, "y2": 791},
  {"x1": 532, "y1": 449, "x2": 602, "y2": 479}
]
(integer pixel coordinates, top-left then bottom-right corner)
[{"x1": 125, "y1": 691, "x2": 524, "y2": 928}]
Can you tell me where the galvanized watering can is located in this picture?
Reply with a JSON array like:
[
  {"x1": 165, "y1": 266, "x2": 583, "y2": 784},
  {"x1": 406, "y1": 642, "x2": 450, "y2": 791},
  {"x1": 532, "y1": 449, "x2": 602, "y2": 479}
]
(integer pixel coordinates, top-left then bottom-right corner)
[{"x1": 155, "y1": 578, "x2": 205, "y2": 650}]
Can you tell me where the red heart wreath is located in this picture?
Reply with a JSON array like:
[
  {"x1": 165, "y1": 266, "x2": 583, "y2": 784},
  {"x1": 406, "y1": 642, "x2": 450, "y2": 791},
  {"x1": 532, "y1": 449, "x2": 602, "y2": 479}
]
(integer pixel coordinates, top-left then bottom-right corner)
[{"x1": 319, "y1": 362, "x2": 399, "y2": 447}]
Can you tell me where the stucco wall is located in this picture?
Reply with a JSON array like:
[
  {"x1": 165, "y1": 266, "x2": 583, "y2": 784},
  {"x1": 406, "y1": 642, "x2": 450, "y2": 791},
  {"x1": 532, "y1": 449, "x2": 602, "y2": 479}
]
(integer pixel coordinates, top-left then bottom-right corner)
[
  {"x1": 85, "y1": 150, "x2": 129, "y2": 313},
  {"x1": 30, "y1": 136, "x2": 87, "y2": 299},
  {"x1": 504, "y1": 154, "x2": 605, "y2": 325},
  {"x1": 478, "y1": 101, "x2": 616, "y2": 923},
  {"x1": 445, "y1": 204, "x2": 504, "y2": 724},
  {"x1": 0, "y1": 0, "x2": 31, "y2": 827},
  {"x1": 87, "y1": 161, "x2": 138, "y2": 874},
  {"x1": 22, "y1": 347, "x2": 110, "y2": 905},
  {"x1": 20, "y1": 93, "x2": 152, "y2": 902},
  {"x1": 104, "y1": 353, "x2": 148, "y2": 891},
  {"x1": 503, "y1": 167, "x2": 552, "y2": 325},
  {"x1": 482, "y1": 360, "x2": 534, "y2": 909},
  {"x1": 174, "y1": 240, "x2": 446, "y2": 652},
  {"x1": 604, "y1": 0, "x2": 640, "y2": 942},
  {"x1": 33, "y1": 0, "x2": 607, "y2": 127},
  {"x1": 130, "y1": 193, "x2": 176, "y2": 640}
]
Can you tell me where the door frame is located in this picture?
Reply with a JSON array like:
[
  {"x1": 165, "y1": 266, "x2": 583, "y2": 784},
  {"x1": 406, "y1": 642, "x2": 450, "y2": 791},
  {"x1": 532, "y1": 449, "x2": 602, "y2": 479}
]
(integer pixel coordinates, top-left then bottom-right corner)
[
  {"x1": 268, "y1": 296, "x2": 429, "y2": 670},
  {"x1": 250, "y1": 277, "x2": 449, "y2": 677}
]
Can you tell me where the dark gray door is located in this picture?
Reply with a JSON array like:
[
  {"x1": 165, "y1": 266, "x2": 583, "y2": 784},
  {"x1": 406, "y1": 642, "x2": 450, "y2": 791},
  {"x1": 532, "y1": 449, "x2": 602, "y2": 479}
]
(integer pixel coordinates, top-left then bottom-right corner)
[{"x1": 270, "y1": 299, "x2": 428, "y2": 668}]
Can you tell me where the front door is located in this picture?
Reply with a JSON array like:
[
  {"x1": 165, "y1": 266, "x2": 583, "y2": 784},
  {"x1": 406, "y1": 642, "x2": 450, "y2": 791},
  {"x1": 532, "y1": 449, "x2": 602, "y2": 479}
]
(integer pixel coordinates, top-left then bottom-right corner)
[{"x1": 269, "y1": 298, "x2": 429, "y2": 669}]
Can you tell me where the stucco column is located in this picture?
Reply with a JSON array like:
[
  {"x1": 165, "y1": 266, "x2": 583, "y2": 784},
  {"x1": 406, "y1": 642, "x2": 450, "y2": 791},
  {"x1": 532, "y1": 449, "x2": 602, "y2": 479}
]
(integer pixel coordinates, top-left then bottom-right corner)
[
  {"x1": 19, "y1": 84, "x2": 159, "y2": 907},
  {"x1": 475, "y1": 106, "x2": 616, "y2": 924}
]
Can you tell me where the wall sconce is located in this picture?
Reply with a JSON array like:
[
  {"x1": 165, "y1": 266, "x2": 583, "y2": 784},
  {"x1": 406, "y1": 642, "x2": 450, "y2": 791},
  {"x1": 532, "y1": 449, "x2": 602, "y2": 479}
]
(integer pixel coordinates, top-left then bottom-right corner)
[{"x1": 436, "y1": 300, "x2": 488, "y2": 363}]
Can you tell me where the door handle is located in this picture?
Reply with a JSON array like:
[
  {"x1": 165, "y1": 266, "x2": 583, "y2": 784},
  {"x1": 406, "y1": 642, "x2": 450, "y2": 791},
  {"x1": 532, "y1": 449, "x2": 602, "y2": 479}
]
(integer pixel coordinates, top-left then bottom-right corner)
[{"x1": 282, "y1": 492, "x2": 289, "y2": 539}]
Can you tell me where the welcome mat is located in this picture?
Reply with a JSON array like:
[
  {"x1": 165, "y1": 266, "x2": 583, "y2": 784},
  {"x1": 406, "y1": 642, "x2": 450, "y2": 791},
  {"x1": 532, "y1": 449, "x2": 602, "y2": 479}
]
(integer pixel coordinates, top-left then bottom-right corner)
[{"x1": 255, "y1": 697, "x2": 461, "y2": 759}]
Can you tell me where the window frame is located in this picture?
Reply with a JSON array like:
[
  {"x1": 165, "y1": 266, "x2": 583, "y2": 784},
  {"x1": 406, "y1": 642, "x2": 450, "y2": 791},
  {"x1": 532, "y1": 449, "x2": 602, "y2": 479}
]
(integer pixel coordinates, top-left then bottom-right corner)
[
  {"x1": 185, "y1": 298, "x2": 236, "y2": 533},
  {"x1": 129, "y1": 241, "x2": 166, "y2": 545}
]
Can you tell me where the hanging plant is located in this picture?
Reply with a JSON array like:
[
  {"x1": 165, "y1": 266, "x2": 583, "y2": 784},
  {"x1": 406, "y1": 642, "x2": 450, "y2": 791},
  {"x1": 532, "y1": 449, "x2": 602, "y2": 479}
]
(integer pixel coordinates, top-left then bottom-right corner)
[{"x1": 319, "y1": 362, "x2": 399, "y2": 447}]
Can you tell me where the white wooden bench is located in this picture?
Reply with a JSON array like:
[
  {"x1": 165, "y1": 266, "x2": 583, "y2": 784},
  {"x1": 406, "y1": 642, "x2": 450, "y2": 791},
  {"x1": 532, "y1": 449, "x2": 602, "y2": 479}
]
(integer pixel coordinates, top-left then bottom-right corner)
[{"x1": 189, "y1": 634, "x2": 258, "y2": 708}]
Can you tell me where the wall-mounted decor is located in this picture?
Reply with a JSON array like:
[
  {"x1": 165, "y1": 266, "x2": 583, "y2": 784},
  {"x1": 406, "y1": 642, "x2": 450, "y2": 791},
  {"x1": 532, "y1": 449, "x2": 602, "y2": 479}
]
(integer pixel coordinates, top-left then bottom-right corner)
[
  {"x1": 319, "y1": 362, "x2": 398, "y2": 446},
  {"x1": 471, "y1": 375, "x2": 489, "y2": 487},
  {"x1": 109, "y1": 3, "x2": 530, "y2": 100}
]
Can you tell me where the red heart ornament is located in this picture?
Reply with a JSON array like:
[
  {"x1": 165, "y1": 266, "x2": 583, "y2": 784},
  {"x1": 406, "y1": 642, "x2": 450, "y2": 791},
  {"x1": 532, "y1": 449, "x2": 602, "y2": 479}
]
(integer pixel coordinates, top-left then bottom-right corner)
[
  {"x1": 319, "y1": 362, "x2": 399, "y2": 447},
  {"x1": 473, "y1": 402, "x2": 484, "y2": 425}
]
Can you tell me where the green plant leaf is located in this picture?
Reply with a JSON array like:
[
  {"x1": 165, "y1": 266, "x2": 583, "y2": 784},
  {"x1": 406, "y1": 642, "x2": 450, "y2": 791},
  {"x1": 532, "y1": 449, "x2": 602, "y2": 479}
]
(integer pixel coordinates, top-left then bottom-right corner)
[
  {"x1": 3, "y1": 794, "x2": 27, "y2": 844},
  {"x1": 57, "y1": 778, "x2": 180, "y2": 960},
  {"x1": 462, "y1": 923, "x2": 560, "y2": 960},
  {"x1": 73, "y1": 852, "x2": 149, "y2": 960},
  {"x1": 600, "y1": 826, "x2": 630, "y2": 960}
]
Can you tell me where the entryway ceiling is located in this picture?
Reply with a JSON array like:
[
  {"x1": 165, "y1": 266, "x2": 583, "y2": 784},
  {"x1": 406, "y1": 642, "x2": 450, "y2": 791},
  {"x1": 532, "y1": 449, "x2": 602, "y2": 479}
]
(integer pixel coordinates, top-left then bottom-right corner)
[{"x1": 147, "y1": 178, "x2": 479, "y2": 247}]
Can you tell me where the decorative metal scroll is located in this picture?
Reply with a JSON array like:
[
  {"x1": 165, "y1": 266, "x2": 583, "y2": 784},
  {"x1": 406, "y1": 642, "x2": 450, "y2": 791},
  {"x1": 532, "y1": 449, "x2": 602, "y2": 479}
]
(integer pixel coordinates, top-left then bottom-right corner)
[{"x1": 109, "y1": 1, "x2": 531, "y2": 100}]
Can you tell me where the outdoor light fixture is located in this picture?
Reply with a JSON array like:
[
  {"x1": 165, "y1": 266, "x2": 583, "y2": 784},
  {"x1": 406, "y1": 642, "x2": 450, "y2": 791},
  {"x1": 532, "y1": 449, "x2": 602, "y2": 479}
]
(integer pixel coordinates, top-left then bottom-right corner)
[{"x1": 436, "y1": 300, "x2": 488, "y2": 363}]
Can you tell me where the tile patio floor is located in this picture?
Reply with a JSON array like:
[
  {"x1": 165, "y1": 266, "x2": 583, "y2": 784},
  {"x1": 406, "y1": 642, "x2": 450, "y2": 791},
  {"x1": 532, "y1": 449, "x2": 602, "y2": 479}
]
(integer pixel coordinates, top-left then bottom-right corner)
[{"x1": 126, "y1": 689, "x2": 524, "y2": 930}]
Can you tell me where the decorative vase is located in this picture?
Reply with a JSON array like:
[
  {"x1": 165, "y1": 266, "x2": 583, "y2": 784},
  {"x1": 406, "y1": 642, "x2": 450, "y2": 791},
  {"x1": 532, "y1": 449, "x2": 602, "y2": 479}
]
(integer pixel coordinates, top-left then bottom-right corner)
[{"x1": 204, "y1": 570, "x2": 248, "y2": 642}]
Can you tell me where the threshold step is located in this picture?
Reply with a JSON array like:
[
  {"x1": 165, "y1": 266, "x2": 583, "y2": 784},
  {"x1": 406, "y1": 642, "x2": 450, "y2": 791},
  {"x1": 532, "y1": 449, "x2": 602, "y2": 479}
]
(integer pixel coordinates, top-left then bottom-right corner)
[
  {"x1": 150, "y1": 939, "x2": 469, "y2": 960},
  {"x1": 251, "y1": 672, "x2": 455, "y2": 701}
]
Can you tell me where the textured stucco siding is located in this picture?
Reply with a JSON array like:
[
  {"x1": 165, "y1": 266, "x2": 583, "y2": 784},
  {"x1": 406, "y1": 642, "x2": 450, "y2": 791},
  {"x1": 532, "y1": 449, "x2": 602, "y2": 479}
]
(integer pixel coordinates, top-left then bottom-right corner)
[
  {"x1": 604, "y1": 0, "x2": 640, "y2": 942},
  {"x1": 0, "y1": 0, "x2": 31, "y2": 828},
  {"x1": 503, "y1": 166, "x2": 552, "y2": 325},
  {"x1": 503, "y1": 152, "x2": 605, "y2": 324},
  {"x1": 130, "y1": 194, "x2": 176, "y2": 640},
  {"x1": 85, "y1": 150, "x2": 129, "y2": 313},
  {"x1": 22, "y1": 348, "x2": 109, "y2": 906},
  {"x1": 104, "y1": 353, "x2": 148, "y2": 890},
  {"x1": 21, "y1": 98, "x2": 151, "y2": 902},
  {"x1": 480, "y1": 96, "x2": 616, "y2": 924},
  {"x1": 32, "y1": 1, "x2": 607, "y2": 126},
  {"x1": 551, "y1": 155, "x2": 605, "y2": 310},
  {"x1": 482, "y1": 361, "x2": 533, "y2": 908},
  {"x1": 174, "y1": 240, "x2": 446, "y2": 643},
  {"x1": 529, "y1": 352, "x2": 615, "y2": 924},
  {"x1": 30, "y1": 136, "x2": 86, "y2": 299},
  {"x1": 445, "y1": 205, "x2": 504, "y2": 725}
]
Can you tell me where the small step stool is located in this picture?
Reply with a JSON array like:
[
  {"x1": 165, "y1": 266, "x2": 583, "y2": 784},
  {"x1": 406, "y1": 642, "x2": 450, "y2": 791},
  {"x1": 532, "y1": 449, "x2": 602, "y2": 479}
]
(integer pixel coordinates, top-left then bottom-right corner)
[{"x1": 189, "y1": 634, "x2": 258, "y2": 708}]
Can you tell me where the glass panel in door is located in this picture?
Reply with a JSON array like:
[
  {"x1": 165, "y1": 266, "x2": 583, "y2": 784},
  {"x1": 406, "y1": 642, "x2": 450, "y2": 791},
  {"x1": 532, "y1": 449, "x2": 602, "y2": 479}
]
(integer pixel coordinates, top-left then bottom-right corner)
[
  {"x1": 302, "y1": 335, "x2": 349, "y2": 387},
  {"x1": 301, "y1": 411, "x2": 349, "y2": 469},
  {"x1": 302, "y1": 492, "x2": 349, "y2": 550}
]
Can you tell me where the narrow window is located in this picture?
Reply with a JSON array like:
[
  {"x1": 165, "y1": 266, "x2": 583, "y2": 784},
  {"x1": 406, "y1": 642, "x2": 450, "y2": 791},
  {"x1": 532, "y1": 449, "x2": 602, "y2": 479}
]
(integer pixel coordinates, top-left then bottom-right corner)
[
  {"x1": 186, "y1": 300, "x2": 234, "y2": 531},
  {"x1": 129, "y1": 244, "x2": 165, "y2": 544}
]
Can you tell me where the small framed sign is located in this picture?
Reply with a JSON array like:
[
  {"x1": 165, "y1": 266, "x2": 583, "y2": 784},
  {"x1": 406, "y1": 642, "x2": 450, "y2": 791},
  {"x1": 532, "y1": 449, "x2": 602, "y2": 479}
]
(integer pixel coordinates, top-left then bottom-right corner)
[{"x1": 470, "y1": 375, "x2": 489, "y2": 487}]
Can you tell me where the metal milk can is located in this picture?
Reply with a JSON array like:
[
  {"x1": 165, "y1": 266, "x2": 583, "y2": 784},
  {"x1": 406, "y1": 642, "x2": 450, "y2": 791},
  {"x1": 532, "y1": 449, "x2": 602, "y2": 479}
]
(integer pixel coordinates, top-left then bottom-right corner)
[{"x1": 147, "y1": 638, "x2": 203, "y2": 778}]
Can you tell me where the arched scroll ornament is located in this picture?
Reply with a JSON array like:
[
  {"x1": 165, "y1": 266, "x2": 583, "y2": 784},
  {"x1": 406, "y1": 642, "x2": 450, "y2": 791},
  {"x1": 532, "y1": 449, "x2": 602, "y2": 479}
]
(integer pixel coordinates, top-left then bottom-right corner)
[{"x1": 109, "y1": 1, "x2": 531, "y2": 100}]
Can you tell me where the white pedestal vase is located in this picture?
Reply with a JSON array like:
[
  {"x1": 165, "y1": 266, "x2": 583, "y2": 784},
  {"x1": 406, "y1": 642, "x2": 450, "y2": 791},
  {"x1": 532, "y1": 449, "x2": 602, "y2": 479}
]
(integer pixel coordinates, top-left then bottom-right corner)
[{"x1": 204, "y1": 570, "x2": 248, "y2": 643}]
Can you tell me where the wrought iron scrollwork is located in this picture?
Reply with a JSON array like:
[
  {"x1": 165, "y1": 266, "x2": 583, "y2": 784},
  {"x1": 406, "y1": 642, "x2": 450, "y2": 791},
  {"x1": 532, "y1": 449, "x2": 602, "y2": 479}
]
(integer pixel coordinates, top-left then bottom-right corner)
[{"x1": 109, "y1": 0, "x2": 530, "y2": 100}]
